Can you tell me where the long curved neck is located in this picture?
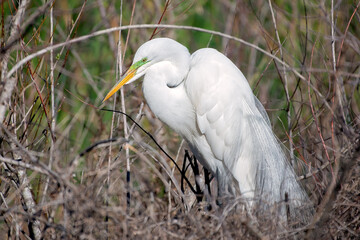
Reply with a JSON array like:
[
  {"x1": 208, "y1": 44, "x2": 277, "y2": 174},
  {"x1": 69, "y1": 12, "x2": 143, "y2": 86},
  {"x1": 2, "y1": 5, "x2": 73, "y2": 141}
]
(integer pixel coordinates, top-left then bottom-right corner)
[
  {"x1": 142, "y1": 61, "x2": 196, "y2": 139},
  {"x1": 160, "y1": 51, "x2": 190, "y2": 88}
]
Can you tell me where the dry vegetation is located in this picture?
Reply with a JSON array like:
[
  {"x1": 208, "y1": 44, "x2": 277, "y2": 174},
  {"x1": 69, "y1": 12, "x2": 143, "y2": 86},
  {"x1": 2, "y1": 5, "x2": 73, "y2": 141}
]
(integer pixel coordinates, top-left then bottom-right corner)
[{"x1": 0, "y1": 0, "x2": 359, "y2": 239}]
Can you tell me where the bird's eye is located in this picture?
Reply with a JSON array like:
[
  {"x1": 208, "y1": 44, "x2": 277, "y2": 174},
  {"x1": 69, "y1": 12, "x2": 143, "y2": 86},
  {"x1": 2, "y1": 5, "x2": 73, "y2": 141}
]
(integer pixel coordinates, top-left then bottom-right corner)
[{"x1": 142, "y1": 58, "x2": 147, "y2": 63}]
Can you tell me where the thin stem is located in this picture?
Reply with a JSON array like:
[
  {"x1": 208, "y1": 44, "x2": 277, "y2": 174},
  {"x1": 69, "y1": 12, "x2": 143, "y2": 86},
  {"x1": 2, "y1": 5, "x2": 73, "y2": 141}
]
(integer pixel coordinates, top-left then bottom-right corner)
[
  {"x1": 331, "y1": 0, "x2": 336, "y2": 74},
  {"x1": 307, "y1": 41, "x2": 332, "y2": 171},
  {"x1": 6, "y1": 24, "x2": 332, "y2": 113},
  {"x1": 118, "y1": 0, "x2": 132, "y2": 212},
  {"x1": 268, "y1": 0, "x2": 294, "y2": 163},
  {"x1": 331, "y1": 0, "x2": 346, "y2": 122},
  {"x1": 42, "y1": 0, "x2": 55, "y2": 205}
]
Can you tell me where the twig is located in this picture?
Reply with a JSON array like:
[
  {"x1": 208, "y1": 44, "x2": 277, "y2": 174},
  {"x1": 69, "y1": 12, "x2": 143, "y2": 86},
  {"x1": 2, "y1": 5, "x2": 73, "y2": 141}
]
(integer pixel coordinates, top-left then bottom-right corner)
[
  {"x1": 150, "y1": 0, "x2": 171, "y2": 39},
  {"x1": 336, "y1": 1, "x2": 360, "y2": 66},
  {"x1": 331, "y1": 0, "x2": 336, "y2": 74},
  {"x1": 17, "y1": 168, "x2": 42, "y2": 240},
  {"x1": 268, "y1": 0, "x2": 294, "y2": 164},
  {"x1": 42, "y1": 0, "x2": 55, "y2": 206},
  {"x1": 0, "y1": 0, "x2": 29, "y2": 123},
  {"x1": 128, "y1": 102, "x2": 144, "y2": 136},
  {"x1": 307, "y1": 41, "x2": 332, "y2": 168},
  {"x1": 120, "y1": 0, "x2": 132, "y2": 213},
  {"x1": 79, "y1": 137, "x2": 127, "y2": 157},
  {"x1": 331, "y1": 0, "x2": 346, "y2": 123},
  {"x1": 0, "y1": 156, "x2": 48, "y2": 175}
]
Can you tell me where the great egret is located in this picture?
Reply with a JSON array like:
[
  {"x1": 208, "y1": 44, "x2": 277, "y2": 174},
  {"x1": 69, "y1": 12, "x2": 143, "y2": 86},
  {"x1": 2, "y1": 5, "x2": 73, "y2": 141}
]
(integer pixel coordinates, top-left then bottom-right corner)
[{"x1": 103, "y1": 38, "x2": 311, "y2": 221}]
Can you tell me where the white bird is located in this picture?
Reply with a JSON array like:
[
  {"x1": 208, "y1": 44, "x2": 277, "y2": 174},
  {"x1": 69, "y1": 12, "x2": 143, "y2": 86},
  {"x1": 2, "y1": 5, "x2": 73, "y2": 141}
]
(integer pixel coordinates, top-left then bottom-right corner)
[{"x1": 103, "y1": 38, "x2": 311, "y2": 221}]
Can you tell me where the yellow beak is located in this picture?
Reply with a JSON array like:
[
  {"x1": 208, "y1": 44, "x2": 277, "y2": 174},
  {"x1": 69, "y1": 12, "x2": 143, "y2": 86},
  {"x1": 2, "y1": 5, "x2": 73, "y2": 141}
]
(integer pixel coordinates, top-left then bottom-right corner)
[{"x1": 102, "y1": 68, "x2": 136, "y2": 102}]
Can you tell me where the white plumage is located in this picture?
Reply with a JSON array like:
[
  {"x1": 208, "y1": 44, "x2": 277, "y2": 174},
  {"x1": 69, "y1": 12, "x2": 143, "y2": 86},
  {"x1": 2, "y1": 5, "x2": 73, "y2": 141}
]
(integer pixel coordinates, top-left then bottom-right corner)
[{"x1": 103, "y1": 38, "x2": 311, "y2": 221}]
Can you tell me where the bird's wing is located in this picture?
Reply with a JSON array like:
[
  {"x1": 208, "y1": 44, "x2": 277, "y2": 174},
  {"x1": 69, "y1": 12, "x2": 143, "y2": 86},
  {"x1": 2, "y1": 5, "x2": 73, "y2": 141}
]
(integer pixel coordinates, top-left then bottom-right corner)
[
  {"x1": 185, "y1": 48, "x2": 258, "y2": 170},
  {"x1": 185, "y1": 49, "x2": 309, "y2": 206}
]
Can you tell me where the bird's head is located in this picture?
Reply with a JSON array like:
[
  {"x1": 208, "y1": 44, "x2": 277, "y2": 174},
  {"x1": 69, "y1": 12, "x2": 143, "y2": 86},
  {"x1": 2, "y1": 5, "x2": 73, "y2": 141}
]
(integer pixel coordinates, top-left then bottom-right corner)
[{"x1": 102, "y1": 38, "x2": 190, "y2": 102}]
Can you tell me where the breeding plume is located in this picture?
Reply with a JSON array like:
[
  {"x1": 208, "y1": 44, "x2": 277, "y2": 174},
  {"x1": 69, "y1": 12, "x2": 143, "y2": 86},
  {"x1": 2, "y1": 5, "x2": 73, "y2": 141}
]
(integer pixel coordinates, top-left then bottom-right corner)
[{"x1": 103, "y1": 38, "x2": 311, "y2": 220}]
